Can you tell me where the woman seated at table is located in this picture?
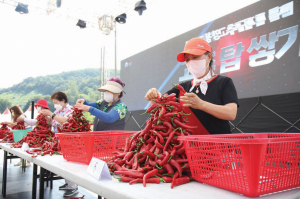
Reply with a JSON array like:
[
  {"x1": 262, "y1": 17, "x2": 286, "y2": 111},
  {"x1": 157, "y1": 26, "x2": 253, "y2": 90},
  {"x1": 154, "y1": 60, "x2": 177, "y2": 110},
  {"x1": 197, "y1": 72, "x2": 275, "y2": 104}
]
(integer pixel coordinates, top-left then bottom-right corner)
[
  {"x1": 1, "y1": 106, "x2": 31, "y2": 167},
  {"x1": 2, "y1": 106, "x2": 27, "y2": 128},
  {"x1": 75, "y1": 77, "x2": 127, "y2": 131},
  {"x1": 40, "y1": 91, "x2": 79, "y2": 197}
]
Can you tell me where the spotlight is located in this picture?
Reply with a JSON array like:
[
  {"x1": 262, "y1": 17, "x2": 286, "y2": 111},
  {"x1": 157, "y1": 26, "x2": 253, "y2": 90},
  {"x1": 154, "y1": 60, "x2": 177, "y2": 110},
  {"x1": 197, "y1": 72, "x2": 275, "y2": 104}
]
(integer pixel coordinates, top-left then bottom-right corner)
[
  {"x1": 56, "y1": 0, "x2": 62, "y2": 8},
  {"x1": 76, "y1": 20, "x2": 86, "y2": 29},
  {"x1": 15, "y1": 3, "x2": 29, "y2": 14},
  {"x1": 134, "y1": 0, "x2": 147, "y2": 15},
  {"x1": 115, "y1": 13, "x2": 126, "y2": 24}
]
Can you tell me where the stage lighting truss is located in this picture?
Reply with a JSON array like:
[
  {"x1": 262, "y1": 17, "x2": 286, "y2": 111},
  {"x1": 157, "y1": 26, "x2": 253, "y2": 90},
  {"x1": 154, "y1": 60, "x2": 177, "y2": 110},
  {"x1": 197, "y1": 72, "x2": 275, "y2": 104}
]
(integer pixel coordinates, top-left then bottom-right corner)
[{"x1": 98, "y1": 15, "x2": 115, "y2": 35}]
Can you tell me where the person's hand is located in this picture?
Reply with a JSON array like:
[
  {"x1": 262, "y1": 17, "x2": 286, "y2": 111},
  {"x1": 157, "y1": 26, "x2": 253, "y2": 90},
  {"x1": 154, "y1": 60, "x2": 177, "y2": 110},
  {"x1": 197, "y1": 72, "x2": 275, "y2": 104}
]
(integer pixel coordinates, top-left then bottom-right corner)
[
  {"x1": 74, "y1": 104, "x2": 90, "y2": 112},
  {"x1": 145, "y1": 88, "x2": 161, "y2": 101},
  {"x1": 76, "y1": 99, "x2": 85, "y2": 105},
  {"x1": 16, "y1": 117, "x2": 25, "y2": 122},
  {"x1": 40, "y1": 109, "x2": 53, "y2": 117},
  {"x1": 180, "y1": 92, "x2": 206, "y2": 110}
]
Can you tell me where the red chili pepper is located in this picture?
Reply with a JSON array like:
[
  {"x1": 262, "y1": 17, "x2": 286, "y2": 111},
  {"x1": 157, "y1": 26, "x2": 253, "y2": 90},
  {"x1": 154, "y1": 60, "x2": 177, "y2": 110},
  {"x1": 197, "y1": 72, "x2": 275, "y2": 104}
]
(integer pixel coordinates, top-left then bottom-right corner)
[
  {"x1": 170, "y1": 159, "x2": 182, "y2": 177},
  {"x1": 159, "y1": 151, "x2": 170, "y2": 166},
  {"x1": 139, "y1": 150, "x2": 156, "y2": 159},
  {"x1": 116, "y1": 153, "x2": 127, "y2": 159},
  {"x1": 115, "y1": 176, "x2": 136, "y2": 183},
  {"x1": 154, "y1": 137, "x2": 164, "y2": 149},
  {"x1": 175, "y1": 146, "x2": 185, "y2": 155},
  {"x1": 129, "y1": 177, "x2": 160, "y2": 185},
  {"x1": 142, "y1": 103, "x2": 160, "y2": 115},
  {"x1": 124, "y1": 152, "x2": 134, "y2": 161},
  {"x1": 172, "y1": 83, "x2": 186, "y2": 94},
  {"x1": 175, "y1": 140, "x2": 184, "y2": 149},
  {"x1": 181, "y1": 163, "x2": 190, "y2": 169},
  {"x1": 162, "y1": 176, "x2": 173, "y2": 183},
  {"x1": 173, "y1": 118, "x2": 197, "y2": 129},
  {"x1": 143, "y1": 169, "x2": 158, "y2": 187},
  {"x1": 158, "y1": 105, "x2": 167, "y2": 117},
  {"x1": 114, "y1": 171, "x2": 144, "y2": 178},
  {"x1": 132, "y1": 154, "x2": 139, "y2": 170},
  {"x1": 124, "y1": 137, "x2": 130, "y2": 152},
  {"x1": 166, "y1": 101, "x2": 183, "y2": 110},
  {"x1": 114, "y1": 158, "x2": 125, "y2": 166},
  {"x1": 163, "y1": 130, "x2": 176, "y2": 152},
  {"x1": 174, "y1": 159, "x2": 188, "y2": 163},
  {"x1": 152, "y1": 125, "x2": 167, "y2": 130},
  {"x1": 145, "y1": 136, "x2": 155, "y2": 144},
  {"x1": 171, "y1": 177, "x2": 192, "y2": 189}
]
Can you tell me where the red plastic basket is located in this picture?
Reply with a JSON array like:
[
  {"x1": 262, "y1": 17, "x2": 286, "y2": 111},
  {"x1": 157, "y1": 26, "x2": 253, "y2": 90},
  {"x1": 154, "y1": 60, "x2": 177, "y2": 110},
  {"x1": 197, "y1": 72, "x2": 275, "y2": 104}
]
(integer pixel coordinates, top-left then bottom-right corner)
[
  {"x1": 178, "y1": 133, "x2": 300, "y2": 198},
  {"x1": 56, "y1": 131, "x2": 137, "y2": 165}
]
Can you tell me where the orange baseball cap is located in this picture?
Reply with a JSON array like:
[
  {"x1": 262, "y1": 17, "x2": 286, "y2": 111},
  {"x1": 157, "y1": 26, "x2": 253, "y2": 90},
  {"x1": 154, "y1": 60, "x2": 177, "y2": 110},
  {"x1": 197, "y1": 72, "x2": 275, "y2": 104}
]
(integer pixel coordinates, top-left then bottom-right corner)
[{"x1": 177, "y1": 37, "x2": 212, "y2": 62}]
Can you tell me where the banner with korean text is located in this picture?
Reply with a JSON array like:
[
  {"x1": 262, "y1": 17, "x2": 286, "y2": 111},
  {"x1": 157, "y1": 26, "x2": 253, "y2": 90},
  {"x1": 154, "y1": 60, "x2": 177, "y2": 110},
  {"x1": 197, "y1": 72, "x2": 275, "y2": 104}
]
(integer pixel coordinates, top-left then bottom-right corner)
[{"x1": 121, "y1": 0, "x2": 300, "y2": 111}]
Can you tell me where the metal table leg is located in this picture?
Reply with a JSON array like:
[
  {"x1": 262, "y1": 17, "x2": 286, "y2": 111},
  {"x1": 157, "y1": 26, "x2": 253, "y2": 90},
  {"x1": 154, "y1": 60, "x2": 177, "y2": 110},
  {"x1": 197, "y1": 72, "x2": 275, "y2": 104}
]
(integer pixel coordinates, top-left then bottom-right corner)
[
  {"x1": 2, "y1": 151, "x2": 7, "y2": 197},
  {"x1": 32, "y1": 164, "x2": 38, "y2": 199},
  {"x1": 39, "y1": 167, "x2": 45, "y2": 199}
]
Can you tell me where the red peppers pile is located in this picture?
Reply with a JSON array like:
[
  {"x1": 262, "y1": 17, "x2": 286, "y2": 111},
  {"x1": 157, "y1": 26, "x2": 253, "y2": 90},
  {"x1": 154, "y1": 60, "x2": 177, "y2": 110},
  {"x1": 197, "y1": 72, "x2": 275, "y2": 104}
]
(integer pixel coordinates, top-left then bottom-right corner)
[
  {"x1": 0, "y1": 124, "x2": 12, "y2": 140},
  {"x1": 57, "y1": 107, "x2": 92, "y2": 133},
  {"x1": 0, "y1": 123, "x2": 9, "y2": 130},
  {"x1": 11, "y1": 121, "x2": 26, "y2": 130},
  {"x1": 108, "y1": 86, "x2": 194, "y2": 189},
  {"x1": 2, "y1": 132, "x2": 14, "y2": 143},
  {"x1": 1, "y1": 123, "x2": 14, "y2": 142},
  {"x1": 12, "y1": 114, "x2": 61, "y2": 156}
]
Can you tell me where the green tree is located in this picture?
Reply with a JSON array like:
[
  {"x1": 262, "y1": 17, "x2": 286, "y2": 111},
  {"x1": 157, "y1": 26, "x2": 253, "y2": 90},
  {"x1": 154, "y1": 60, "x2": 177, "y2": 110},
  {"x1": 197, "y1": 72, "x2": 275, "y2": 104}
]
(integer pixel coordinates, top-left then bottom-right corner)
[
  {"x1": 0, "y1": 99, "x2": 12, "y2": 113},
  {"x1": 66, "y1": 80, "x2": 80, "y2": 105},
  {"x1": 83, "y1": 112, "x2": 95, "y2": 125}
]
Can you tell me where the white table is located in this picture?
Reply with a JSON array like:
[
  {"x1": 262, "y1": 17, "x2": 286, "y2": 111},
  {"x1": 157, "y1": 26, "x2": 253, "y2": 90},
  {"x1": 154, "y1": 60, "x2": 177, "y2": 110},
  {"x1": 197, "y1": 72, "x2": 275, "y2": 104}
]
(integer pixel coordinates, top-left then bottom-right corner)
[
  {"x1": 0, "y1": 143, "x2": 35, "y2": 197},
  {"x1": 0, "y1": 143, "x2": 61, "y2": 199},
  {"x1": 1, "y1": 143, "x2": 300, "y2": 199},
  {"x1": 33, "y1": 155, "x2": 300, "y2": 199},
  {"x1": 0, "y1": 143, "x2": 33, "y2": 162}
]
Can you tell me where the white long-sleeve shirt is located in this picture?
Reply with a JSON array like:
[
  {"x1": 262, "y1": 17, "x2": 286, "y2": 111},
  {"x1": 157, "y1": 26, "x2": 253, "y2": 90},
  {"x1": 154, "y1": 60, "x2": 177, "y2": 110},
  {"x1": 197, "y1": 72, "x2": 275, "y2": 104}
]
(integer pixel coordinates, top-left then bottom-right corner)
[{"x1": 24, "y1": 118, "x2": 37, "y2": 126}]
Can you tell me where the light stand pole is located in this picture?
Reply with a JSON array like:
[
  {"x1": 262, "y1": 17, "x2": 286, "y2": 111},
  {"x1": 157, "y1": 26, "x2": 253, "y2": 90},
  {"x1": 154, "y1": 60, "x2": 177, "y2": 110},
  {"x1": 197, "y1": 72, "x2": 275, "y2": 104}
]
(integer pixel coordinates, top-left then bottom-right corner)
[{"x1": 114, "y1": 21, "x2": 117, "y2": 77}]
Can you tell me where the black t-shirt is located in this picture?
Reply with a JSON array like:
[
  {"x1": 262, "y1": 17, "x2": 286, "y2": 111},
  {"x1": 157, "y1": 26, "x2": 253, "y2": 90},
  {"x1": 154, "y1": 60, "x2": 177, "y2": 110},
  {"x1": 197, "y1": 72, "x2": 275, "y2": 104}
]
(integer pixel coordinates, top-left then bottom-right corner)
[{"x1": 166, "y1": 75, "x2": 239, "y2": 135}]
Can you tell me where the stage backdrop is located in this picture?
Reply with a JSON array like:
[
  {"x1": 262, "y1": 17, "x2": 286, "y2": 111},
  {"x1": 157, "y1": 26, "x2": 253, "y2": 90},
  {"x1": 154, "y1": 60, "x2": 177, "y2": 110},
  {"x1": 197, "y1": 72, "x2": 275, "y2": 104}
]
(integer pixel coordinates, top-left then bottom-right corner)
[{"x1": 121, "y1": 0, "x2": 300, "y2": 111}]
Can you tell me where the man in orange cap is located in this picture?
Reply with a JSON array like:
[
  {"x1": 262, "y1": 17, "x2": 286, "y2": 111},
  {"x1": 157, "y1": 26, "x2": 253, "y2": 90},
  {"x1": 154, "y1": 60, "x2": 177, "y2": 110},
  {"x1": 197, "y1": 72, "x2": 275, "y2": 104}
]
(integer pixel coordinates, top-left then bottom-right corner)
[
  {"x1": 17, "y1": 99, "x2": 50, "y2": 126},
  {"x1": 145, "y1": 37, "x2": 239, "y2": 135}
]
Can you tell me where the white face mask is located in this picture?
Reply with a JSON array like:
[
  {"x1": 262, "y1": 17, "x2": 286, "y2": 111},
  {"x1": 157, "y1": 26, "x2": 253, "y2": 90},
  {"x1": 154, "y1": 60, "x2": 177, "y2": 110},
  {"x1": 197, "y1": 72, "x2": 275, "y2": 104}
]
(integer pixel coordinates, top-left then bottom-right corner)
[
  {"x1": 54, "y1": 103, "x2": 63, "y2": 111},
  {"x1": 104, "y1": 91, "x2": 114, "y2": 102},
  {"x1": 186, "y1": 55, "x2": 209, "y2": 79},
  {"x1": 36, "y1": 106, "x2": 42, "y2": 113}
]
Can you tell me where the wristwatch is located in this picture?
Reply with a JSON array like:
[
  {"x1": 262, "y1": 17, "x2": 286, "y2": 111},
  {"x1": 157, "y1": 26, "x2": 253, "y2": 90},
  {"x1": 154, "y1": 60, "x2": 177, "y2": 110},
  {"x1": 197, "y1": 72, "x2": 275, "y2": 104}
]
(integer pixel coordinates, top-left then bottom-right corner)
[{"x1": 52, "y1": 113, "x2": 56, "y2": 119}]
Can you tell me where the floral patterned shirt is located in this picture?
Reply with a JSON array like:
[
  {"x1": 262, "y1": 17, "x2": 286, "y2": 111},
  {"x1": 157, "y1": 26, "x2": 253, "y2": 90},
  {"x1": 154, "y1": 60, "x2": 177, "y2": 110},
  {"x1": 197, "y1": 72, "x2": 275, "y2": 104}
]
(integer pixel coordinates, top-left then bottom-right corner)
[{"x1": 52, "y1": 104, "x2": 73, "y2": 133}]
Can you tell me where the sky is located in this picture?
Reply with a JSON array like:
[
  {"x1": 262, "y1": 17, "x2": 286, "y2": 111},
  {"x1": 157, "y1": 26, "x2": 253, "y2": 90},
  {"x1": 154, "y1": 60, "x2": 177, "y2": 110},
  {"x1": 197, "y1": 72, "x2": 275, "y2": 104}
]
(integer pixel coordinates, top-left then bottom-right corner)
[{"x1": 0, "y1": 0, "x2": 259, "y2": 88}]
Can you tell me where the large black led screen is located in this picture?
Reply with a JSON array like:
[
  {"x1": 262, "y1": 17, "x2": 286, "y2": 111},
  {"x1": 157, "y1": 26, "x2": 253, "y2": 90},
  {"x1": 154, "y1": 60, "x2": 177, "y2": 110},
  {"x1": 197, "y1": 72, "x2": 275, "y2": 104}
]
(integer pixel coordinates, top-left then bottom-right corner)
[{"x1": 121, "y1": 0, "x2": 300, "y2": 111}]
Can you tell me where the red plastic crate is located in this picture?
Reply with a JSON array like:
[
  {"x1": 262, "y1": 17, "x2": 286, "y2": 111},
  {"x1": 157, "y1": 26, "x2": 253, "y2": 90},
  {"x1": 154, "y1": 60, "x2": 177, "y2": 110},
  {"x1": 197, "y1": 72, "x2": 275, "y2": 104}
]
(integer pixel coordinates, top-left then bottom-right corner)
[
  {"x1": 56, "y1": 131, "x2": 137, "y2": 165},
  {"x1": 178, "y1": 133, "x2": 300, "y2": 198}
]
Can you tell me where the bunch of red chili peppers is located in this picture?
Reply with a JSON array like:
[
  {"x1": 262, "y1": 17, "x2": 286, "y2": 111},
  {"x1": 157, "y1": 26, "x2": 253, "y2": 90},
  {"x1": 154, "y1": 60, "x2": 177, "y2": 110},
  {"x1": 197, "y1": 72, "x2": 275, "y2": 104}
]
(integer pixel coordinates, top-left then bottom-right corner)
[
  {"x1": 108, "y1": 84, "x2": 193, "y2": 189},
  {"x1": 0, "y1": 123, "x2": 9, "y2": 130},
  {"x1": 12, "y1": 114, "x2": 62, "y2": 156},
  {"x1": 2, "y1": 132, "x2": 14, "y2": 143},
  {"x1": 11, "y1": 121, "x2": 26, "y2": 130},
  {"x1": 1, "y1": 123, "x2": 14, "y2": 142},
  {"x1": 57, "y1": 107, "x2": 92, "y2": 133},
  {"x1": 0, "y1": 124, "x2": 12, "y2": 140}
]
